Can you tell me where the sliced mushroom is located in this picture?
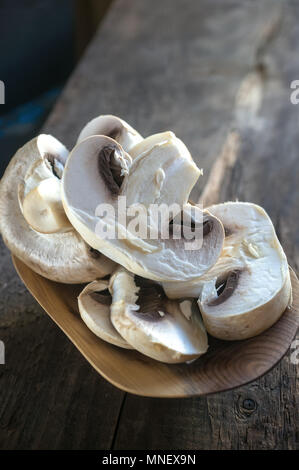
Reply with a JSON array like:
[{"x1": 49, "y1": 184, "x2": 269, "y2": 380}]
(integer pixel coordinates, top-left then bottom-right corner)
[
  {"x1": 78, "y1": 280, "x2": 132, "y2": 349},
  {"x1": 22, "y1": 177, "x2": 71, "y2": 234},
  {"x1": 62, "y1": 134, "x2": 224, "y2": 282},
  {"x1": 0, "y1": 135, "x2": 116, "y2": 283},
  {"x1": 122, "y1": 131, "x2": 201, "y2": 207},
  {"x1": 163, "y1": 205, "x2": 244, "y2": 299},
  {"x1": 17, "y1": 134, "x2": 72, "y2": 233},
  {"x1": 77, "y1": 114, "x2": 143, "y2": 152},
  {"x1": 109, "y1": 268, "x2": 208, "y2": 363},
  {"x1": 195, "y1": 202, "x2": 292, "y2": 340}
]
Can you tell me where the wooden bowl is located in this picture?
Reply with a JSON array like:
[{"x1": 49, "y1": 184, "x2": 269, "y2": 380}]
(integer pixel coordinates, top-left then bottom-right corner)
[{"x1": 12, "y1": 255, "x2": 299, "y2": 398}]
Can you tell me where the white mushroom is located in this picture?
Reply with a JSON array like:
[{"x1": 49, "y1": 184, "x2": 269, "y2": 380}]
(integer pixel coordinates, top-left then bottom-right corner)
[
  {"x1": 163, "y1": 204, "x2": 245, "y2": 299},
  {"x1": 77, "y1": 114, "x2": 143, "y2": 152},
  {"x1": 195, "y1": 202, "x2": 291, "y2": 340},
  {"x1": 78, "y1": 280, "x2": 132, "y2": 349},
  {"x1": 122, "y1": 131, "x2": 202, "y2": 207},
  {"x1": 21, "y1": 177, "x2": 71, "y2": 234},
  {"x1": 62, "y1": 133, "x2": 224, "y2": 282},
  {"x1": 109, "y1": 267, "x2": 208, "y2": 363},
  {"x1": 0, "y1": 135, "x2": 116, "y2": 283},
  {"x1": 17, "y1": 134, "x2": 71, "y2": 234}
]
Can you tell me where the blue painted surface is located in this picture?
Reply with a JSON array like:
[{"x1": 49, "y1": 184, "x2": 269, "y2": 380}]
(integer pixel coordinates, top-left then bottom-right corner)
[{"x1": 0, "y1": 88, "x2": 61, "y2": 138}]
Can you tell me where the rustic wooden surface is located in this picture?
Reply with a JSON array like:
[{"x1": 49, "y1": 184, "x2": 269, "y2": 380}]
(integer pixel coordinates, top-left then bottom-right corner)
[{"x1": 0, "y1": 0, "x2": 298, "y2": 449}]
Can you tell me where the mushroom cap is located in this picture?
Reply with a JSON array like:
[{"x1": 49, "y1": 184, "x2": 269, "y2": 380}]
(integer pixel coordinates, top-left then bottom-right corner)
[
  {"x1": 77, "y1": 114, "x2": 143, "y2": 152},
  {"x1": 109, "y1": 268, "x2": 208, "y2": 363},
  {"x1": 197, "y1": 202, "x2": 292, "y2": 340},
  {"x1": 62, "y1": 134, "x2": 224, "y2": 282},
  {"x1": 78, "y1": 280, "x2": 133, "y2": 349},
  {"x1": 0, "y1": 136, "x2": 116, "y2": 283}
]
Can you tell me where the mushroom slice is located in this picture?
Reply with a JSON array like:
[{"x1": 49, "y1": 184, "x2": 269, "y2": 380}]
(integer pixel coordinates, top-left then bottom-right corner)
[
  {"x1": 195, "y1": 202, "x2": 292, "y2": 340},
  {"x1": 62, "y1": 134, "x2": 224, "y2": 282},
  {"x1": 22, "y1": 177, "x2": 71, "y2": 234},
  {"x1": 123, "y1": 131, "x2": 201, "y2": 207},
  {"x1": 0, "y1": 135, "x2": 116, "y2": 283},
  {"x1": 18, "y1": 134, "x2": 68, "y2": 212},
  {"x1": 77, "y1": 114, "x2": 143, "y2": 152},
  {"x1": 78, "y1": 280, "x2": 133, "y2": 349},
  {"x1": 18, "y1": 134, "x2": 72, "y2": 234},
  {"x1": 109, "y1": 268, "x2": 208, "y2": 363},
  {"x1": 162, "y1": 205, "x2": 245, "y2": 299}
]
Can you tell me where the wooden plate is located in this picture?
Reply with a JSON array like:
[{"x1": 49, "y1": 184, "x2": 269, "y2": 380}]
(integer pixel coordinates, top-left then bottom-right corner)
[{"x1": 12, "y1": 255, "x2": 299, "y2": 398}]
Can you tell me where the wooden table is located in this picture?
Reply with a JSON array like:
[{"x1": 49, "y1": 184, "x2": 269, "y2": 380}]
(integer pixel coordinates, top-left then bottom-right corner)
[{"x1": 0, "y1": 0, "x2": 298, "y2": 450}]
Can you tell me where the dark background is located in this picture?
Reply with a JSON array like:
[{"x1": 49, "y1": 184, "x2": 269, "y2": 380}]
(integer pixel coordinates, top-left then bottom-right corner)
[{"x1": 0, "y1": 0, "x2": 112, "y2": 176}]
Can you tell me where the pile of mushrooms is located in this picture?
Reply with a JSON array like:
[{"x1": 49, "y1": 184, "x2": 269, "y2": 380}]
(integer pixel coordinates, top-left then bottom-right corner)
[{"x1": 0, "y1": 115, "x2": 292, "y2": 363}]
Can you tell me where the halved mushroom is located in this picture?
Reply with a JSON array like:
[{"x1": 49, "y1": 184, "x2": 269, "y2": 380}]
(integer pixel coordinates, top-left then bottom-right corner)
[
  {"x1": 0, "y1": 135, "x2": 116, "y2": 283},
  {"x1": 195, "y1": 202, "x2": 292, "y2": 340},
  {"x1": 163, "y1": 205, "x2": 244, "y2": 299},
  {"x1": 109, "y1": 267, "x2": 208, "y2": 363},
  {"x1": 78, "y1": 280, "x2": 132, "y2": 349},
  {"x1": 77, "y1": 114, "x2": 143, "y2": 152},
  {"x1": 122, "y1": 131, "x2": 202, "y2": 207},
  {"x1": 62, "y1": 133, "x2": 224, "y2": 282},
  {"x1": 21, "y1": 177, "x2": 71, "y2": 234},
  {"x1": 17, "y1": 134, "x2": 71, "y2": 234}
]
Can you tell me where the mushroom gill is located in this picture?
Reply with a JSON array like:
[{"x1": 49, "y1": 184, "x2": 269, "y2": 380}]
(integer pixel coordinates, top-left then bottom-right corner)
[{"x1": 98, "y1": 145, "x2": 126, "y2": 196}]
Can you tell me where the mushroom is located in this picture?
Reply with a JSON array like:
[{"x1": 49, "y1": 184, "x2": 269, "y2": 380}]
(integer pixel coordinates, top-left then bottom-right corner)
[
  {"x1": 109, "y1": 267, "x2": 208, "y2": 363},
  {"x1": 62, "y1": 133, "x2": 224, "y2": 282},
  {"x1": 162, "y1": 204, "x2": 245, "y2": 299},
  {"x1": 194, "y1": 202, "x2": 292, "y2": 340},
  {"x1": 17, "y1": 134, "x2": 71, "y2": 234},
  {"x1": 0, "y1": 135, "x2": 116, "y2": 283},
  {"x1": 78, "y1": 280, "x2": 133, "y2": 349},
  {"x1": 77, "y1": 114, "x2": 143, "y2": 152},
  {"x1": 122, "y1": 131, "x2": 202, "y2": 207},
  {"x1": 21, "y1": 178, "x2": 71, "y2": 234}
]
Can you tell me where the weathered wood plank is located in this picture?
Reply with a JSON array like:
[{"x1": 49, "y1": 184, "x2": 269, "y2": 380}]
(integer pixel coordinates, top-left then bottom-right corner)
[
  {"x1": 45, "y1": 0, "x2": 275, "y2": 199},
  {"x1": 112, "y1": 0, "x2": 299, "y2": 450},
  {"x1": 0, "y1": 244, "x2": 124, "y2": 449},
  {"x1": 0, "y1": 0, "x2": 298, "y2": 450}
]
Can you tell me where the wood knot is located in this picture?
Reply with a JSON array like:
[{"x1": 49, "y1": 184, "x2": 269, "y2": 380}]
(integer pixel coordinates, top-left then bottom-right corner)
[
  {"x1": 242, "y1": 398, "x2": 256, "y2": 411},
  {"x1": 236, "y1": 396, "x2": 258, "y2": 418}
]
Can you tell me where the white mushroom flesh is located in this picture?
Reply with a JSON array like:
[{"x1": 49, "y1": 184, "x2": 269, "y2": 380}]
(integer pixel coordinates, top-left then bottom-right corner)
[
  {"x1": 196, "y1": 202, "x2": 292, "y2": 340},
  {"x1": 62, "y1": 134, "x2": 224, "y2": 282},
  {"x1": 109, "y1": 268, "x2": 208, "y2": 363},
  {"x1": 77, "y1": 114, "x2": 143, "y2": 152},
  {"x1": 22, "y1": 177, "x2": 71, "y2": 234},
  {"x1": 78, "y1": 280, "x2": 133, "y2": 349},
  {"x1": 0, "y1": 136, "x2": 116, "y2": 283}
]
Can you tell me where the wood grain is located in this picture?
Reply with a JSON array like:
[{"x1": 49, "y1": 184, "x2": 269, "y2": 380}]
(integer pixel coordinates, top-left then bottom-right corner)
[{"x1": 1, "y1": 0, "x2": 299, "y2": 450}]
